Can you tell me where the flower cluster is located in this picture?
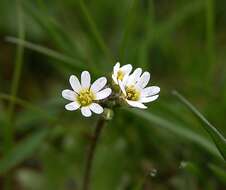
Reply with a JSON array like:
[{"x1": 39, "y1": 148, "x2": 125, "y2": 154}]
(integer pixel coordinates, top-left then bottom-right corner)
[{"x1": 62, "y1": 62, "x2": 160, "y2": 117}]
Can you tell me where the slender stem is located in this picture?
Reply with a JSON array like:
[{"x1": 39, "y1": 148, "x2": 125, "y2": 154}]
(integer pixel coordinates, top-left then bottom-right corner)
[
  {"x1": 5, "y1": 0, "x2": 25, "y2": 151},
  {"x1": 206, "y1": 0, "x2": 215, "y2": 77},
  {"x1": 82, "y1": 119, "x2": 106, "y2": 190},
  {"x1": 4, "y1": 1, "x2": 25, "y2": 189}
]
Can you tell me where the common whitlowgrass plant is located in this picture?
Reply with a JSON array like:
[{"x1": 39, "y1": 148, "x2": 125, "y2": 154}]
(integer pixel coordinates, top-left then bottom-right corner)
[
  {"x1": 61, "y1": 62, "x2": 160, "y2": 190},
  {"x1": 62, "y1": 62, "x2": 160, "y2": 117}
]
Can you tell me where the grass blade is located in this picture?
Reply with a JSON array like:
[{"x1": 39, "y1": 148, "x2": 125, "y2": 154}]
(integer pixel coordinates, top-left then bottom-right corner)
[
  {"x1": 77, "y1": 0, "x2": 114, "y2": 63},
  {"x1": 173, "y1": 90, "x2": 226, "y2": 161},
  {"x1": 0, "y1": 129, "x2": 49, "y2": 175},
  {"x1": 208, "y1": 163, "x2": 226, "y2": 185},
  {"x1": 5, "y1": 0, "x2": 25, "y2": 153},
  {"x1": 126, "y1": 109, "x2": 223, "y2": 160},
  {"x1": 119, "y1": 0, "x2": 138, "y2": 62},
  {"x1": 151, "y1": 1, "x2": 204, "y2": 43},
  {"x1": 0, "y1": 93, "x2": 56, "y2": 123},
  {"x1": 206, "y1": 0, "x2": 215, "y2": 75},
  {"x1": 5, "y1": 37, "x2": 94, "y2": 72},
  {"x1": 22, "y1": 0, "x2": 77, "y2": 56}
]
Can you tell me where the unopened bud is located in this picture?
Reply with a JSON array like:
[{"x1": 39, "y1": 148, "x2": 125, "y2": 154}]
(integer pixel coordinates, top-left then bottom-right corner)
[{"x1": 102, "y1": 108, "x2": 114, "y2": 120}]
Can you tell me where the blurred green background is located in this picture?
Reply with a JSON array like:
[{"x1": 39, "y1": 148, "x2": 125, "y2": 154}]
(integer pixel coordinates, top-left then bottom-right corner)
[{"x1": 0, "y1": 0, "x2": 226, "y2": 189}]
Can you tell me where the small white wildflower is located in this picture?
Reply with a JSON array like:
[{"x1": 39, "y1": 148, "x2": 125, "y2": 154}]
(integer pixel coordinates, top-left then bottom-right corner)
[
  {"x1": 119, "y1": 70, "x2": 160, "y2": 109},
  {"x1": 62, "y1": 71, "x2": 112, "y2": 117},
  {"x1": 112, "y1": 62, "x2": 132, "y2": 85}
]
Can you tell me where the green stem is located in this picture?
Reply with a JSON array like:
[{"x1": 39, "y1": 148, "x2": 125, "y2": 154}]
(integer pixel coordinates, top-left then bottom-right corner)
[
  {"x1": 82, "y1": 119, "x2": 106, "y2": 190},
  {"x1": 5, "y1": 0, "x2": 25, "y2": 154},
  {"x1": 4, "y1": 1, "x2": 25, "y2": 189},
  {"x1": 206, "y1": 0, "x2": 215, "y2": 85}
]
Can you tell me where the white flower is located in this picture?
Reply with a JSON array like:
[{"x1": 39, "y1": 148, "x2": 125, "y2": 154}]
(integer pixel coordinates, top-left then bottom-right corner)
[
  {"x1": 112, "y1": 62, "x2": 132, "y2": 85},
  {"x1": 62, "y1": 71, "x2": 112, "y2": 117},
  {"x1": 119, "y1": 70, "x2": 160, "y2": 109}
]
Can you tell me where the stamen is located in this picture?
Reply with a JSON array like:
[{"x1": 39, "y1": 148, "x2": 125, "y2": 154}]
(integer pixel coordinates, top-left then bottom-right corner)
[
  {"x1": 77, "y1": 89, "x2": 95, "y2": 106},
  {"x1": 125, "y1": 86, "x2": 140, "y2": 101},
  {"x1": 117, "y1": 70, "x2": 125, "y2": 81}
]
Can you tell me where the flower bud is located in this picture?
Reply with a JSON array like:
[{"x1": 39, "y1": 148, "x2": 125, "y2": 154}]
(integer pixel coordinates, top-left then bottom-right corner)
[{"x1": 102, "y1": 108, "x2": 114, "y2": 120}]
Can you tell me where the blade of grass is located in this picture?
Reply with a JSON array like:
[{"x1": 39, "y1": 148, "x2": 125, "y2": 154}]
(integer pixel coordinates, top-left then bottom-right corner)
[
  {"x1": 138, "y1": 0, "x2": 204, "y2": 70},
  {"x1": 139, "y1": 0, "x2": 155, "y2": 69},
  {"x1": 206, "y1": 0, "x2": 215, "y2": 79},
  {"x1": 5, "y1": 0, "x2": 25, "y2": 152},
  {"x1": 22, "y1": 0, "x2": 78, "y2": 57},
  {"x1": 150, "y1": 1, "x2": 205, "y2": 44},
  {"x1": 0, "y1": 93, "x2": 56, "y2": 123},
  {"x1": 3, "y1": 1, "x2": 25, "y2": 188},
  {"x1": 208, "y1": 163, "x2": 226, "y2": 185},
  {"x1": 172, "y1": 90, "x2": 226, "y2": 161},
  {"x1": 5, "y1": 37, "x2": 100, "y2": 75},
  {"x1": 77, "y1": 0, "x2": 114, "y2": 63},
  {"x1": 5, "y1": 37, "x2": 85, "y2": 70},
  {"x1": 126, "y1": 109, "x2": 223, "y2": 161},
  {"x1": 0, "y1": 129, "x2": 49, "y2": 175},
  {"x1": 119, "y1": 0, "x2": 138, "y2": 62}
]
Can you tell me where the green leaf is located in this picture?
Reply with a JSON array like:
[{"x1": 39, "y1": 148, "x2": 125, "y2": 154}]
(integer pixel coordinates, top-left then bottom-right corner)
[
  {"x1": 153, "y1": 1, "x2": 205, "y2": 41},
  {"x1": 22, "y1": 0, "x2": 77, "y2": 56},
  {"x1": 126, "y1": 109, "x2": 222, "y2": 160},
  {"x1": 179, "y1": 161, "x2": 203, "y2": 179},
  {"x1": 77, "y1": 0, "x2": 113, "y2": 63},
  {"x1": 119, "y1": 0, "x2": 138, "y2": 61},
  {"x1": 173, "y1": 90, "x2": 226, "y2": 161},
  {"x1": 0, "y1": 93, "x2": 56, "y2": 123},
  {"x1": 5, "y1": 37, "x2": 85, "y2": 71},
  {"x1": 0, "y1": 129, "x2": 49, "y2": 174},
  {"x1": 208, "y1": 163, "x2": 226, "y2": 185}
]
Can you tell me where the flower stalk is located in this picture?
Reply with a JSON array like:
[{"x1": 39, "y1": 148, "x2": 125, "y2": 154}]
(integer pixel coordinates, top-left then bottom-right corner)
[
  {"x1": 62, "y1": 62, "x2": 160, "y2": 190},
  {"x1": 82, "y1": 118, "x2": 107, "y2": 190}
]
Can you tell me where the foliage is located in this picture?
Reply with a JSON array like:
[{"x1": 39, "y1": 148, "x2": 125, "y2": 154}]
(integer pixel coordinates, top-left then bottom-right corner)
[{"x1": 0, "y1": 0, "x2": 226, "y2": 189}]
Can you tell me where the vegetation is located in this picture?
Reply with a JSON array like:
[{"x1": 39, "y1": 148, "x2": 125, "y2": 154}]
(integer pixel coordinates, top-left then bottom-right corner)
[{"x1": 0, "y1": 0, "x2": 226, "y2": 189}]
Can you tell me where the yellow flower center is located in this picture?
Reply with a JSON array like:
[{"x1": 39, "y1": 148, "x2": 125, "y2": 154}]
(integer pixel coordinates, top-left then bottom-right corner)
[
  {"x1": 117, "y1": 70, "x2": 125, "y2": 81},
  {"x1": 77, "y1": 89, "x2": 95, "y2": 106},
  {"x1": 125, "y1": 86, "x2": 140, "y2": 101}
]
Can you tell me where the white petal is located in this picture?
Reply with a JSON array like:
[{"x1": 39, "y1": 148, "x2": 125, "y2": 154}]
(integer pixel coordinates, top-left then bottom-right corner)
[
  {"x1": 121, "y1": 64, "x2": 132, "y2": 74},
  {"x1": 65, "y1": 101, "x2": 80, "y2": 111},
  {"x1": 140, "y1": 95, "x2": 159, "y2": 103},
  {"x1": 122, "y1": 74, "x2": 129, "y2": 85},
  {"x1": 69, "y1": 75, "x2": 81, "y2": 93},
  {"x1": 62, "y1": 89, "x2": 76, "y2": 101},
  {"x1": 132, "y1": 68, "x2": 142, "y2": 80},
  {"x1": 81, "y1": 106, "x2": 92, "y2": 117},
  {"x1": 89, "y1": 103, "x2": 104, "y2": 114},
  {"x1": 113, "y1": 62, "x2": 120, "y2": 74},
  {"x1": 126, "y1": 100, "x2": 147, "y2": 109},
  {"x1": 112, "y1": 74, "x2": 118, "y2": 84},
  {"x1": 91, "y1": 77, "x2": 107, "y2": 93},
  {"x1": 94, "y1": 88, "x2": 112, "y2": 100},
  {"x1": 141, "y1": 86, "x2": 160, "y2": 97},
  {"x1": 137, "y1": 72, "x2": 150, "y2": 88},
  {"x1": 118, "y1": 80, "x2": 126, "y2": 95},
  {"x1": 81, "y1": 71, "x2": 91, "y2": 89},
  {"x1": 128, "y1": 68, "x2": 142, "y2": 85}
]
